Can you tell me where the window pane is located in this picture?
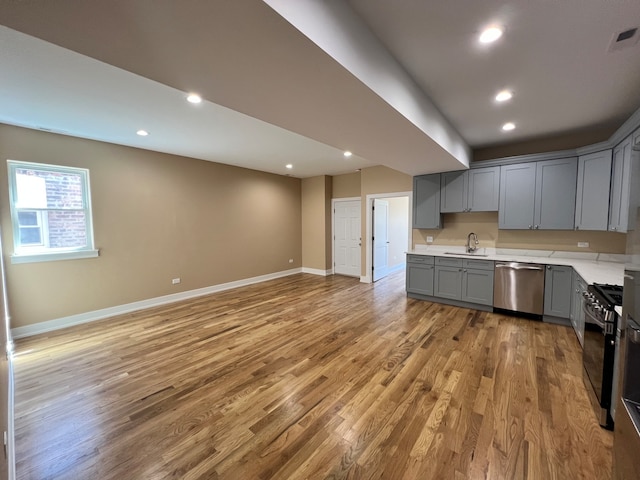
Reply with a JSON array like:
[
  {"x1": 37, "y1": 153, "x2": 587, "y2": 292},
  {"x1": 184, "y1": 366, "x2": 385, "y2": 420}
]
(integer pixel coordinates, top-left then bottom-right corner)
[
  {"x1": 17, "y1": 211, "x2": 39, "y2": 226},
  {"x1": 16, "y1": 168, "x2": 84, "y2": 209},
  {"x1": 46, "y1": 210, "x2": 87, "y2": 248},
  {"x1": 19, "y1": 227, "x2": 42, "y2": 245}
]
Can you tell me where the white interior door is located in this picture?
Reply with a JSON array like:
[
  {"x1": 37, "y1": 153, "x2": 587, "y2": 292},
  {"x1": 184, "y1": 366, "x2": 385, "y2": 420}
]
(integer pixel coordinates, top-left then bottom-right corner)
[
  {"x1": 373, "y1": 199, "x2": 390, "y2": 281},
  {"x1": 334, "y1": 200, "x2": 361, "y2": 277}
]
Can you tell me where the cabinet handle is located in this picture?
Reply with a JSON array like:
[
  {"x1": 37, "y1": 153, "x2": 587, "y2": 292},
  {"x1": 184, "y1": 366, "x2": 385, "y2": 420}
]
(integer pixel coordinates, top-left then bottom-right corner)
[
  {"x1": 463, "y1": 269, "x2": 467, "y2": 272},
  {"x1": 547, "y1": 266, "x2": 552, "y2": 270},
  {"x1": 535, "y1": 225, "x2": 539, "y2": 229},
  {"x1": 458, "y1": 268, "x2": 462, "y2": 272},
  {"x1": 528, "y1": 225, "x2": 533, "y2": 229}
]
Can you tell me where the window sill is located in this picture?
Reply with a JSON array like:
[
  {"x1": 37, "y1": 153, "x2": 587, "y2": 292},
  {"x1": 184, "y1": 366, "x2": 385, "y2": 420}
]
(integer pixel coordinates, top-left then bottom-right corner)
[{"x1": 11, "y1": 249, "x2": 100, "y2": 264}]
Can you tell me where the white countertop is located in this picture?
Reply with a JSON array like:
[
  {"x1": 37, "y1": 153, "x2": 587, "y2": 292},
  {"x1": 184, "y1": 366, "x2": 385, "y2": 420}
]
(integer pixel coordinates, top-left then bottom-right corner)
[{"x1": 407, "y1": 245, "x2": 625, "y2": 286}]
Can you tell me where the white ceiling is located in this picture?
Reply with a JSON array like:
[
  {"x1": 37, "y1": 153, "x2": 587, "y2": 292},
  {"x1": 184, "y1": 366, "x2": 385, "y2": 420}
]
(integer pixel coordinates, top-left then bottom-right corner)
[
  {"x1": 1, "y1": 0, "x2": 639, "y2": 178},
  {"x1": 0, "y1": 26, "x2": 375, "y2": 178},
  {"x1": 347, "y1": 0, "x2": 640, "y2": 147}
]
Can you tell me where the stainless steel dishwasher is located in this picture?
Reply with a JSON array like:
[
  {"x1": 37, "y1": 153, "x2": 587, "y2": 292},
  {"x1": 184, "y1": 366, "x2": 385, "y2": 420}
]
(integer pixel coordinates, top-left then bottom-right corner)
[{"x1": 493, "y1": 262, "x2": 545, "y2": 315}]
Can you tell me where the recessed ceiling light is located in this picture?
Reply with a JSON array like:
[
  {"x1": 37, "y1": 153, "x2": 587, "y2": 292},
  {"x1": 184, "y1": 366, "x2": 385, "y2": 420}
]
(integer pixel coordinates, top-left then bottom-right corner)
[
  {"x1": 502, "y1": 122, "x2": 516, "y2": 131},
  {"x1": 495, "y1": 90, "x2": 513, "y2": 102},
  {"x1": 186, "y1": 93, "x2": 202, "y2": 104},
  {"x1": 285, "y1": 164, "x2": 293, "y2": 169},
  {"x1": 136, "y1": 129, "x2": 149, "y2": 136},
  {"x1": 479, "y1": 26, "x2": 503, "y2": 44},
  {"x1": 343, "y1": 151, "x2": 353, "y2": 158}
]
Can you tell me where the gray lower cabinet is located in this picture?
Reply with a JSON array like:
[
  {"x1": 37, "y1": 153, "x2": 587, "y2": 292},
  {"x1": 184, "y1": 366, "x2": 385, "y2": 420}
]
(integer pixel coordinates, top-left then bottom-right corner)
[
  {"x1": 569, "y1": 270, "x2": 587, "y2": 347},
  {"x1": 544, "y1": 265, "x2": 573, "y2": 319},
  {"x1": 440, "y1": 167, "x2": 500, "y2": 213},
  {"x1": 434, "y1": 257, "x2": 494, "y2": 306},
  {"x1": 575, "y1": 150, "x2": 612, "y2": 231},
  {"x1": 434, "y1": 265, "x2": 463, "y2": 299},
  {"x1": 413, "y1": 174, "x2": 441, "y2": 229},
  {"x1": 406, "y1": 255, "x2": 435, "y2": 296},
  {"x1": 462, "y1": 268, "x2": 494, "y2": 306},
  {"x1": 499, "y1": 158, "x2": 577, "y2": 230},
  {"x1": 609, "y1": 135, "x2": 633, "y2": 233}
]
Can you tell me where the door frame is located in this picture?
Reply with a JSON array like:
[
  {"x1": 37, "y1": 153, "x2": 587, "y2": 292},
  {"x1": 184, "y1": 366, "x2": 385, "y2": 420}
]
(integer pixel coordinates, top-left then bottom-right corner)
[
  {"x1": 363, "y1": 191, "x2": 413, "y2": 284},
  {"x1": 331, "y1": 197, "x2": 361, "y2": 278}
]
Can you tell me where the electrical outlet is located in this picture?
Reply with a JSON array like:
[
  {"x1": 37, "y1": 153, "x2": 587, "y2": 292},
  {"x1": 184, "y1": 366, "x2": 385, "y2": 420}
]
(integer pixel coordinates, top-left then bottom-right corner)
[
  {"x1": 426, "y1": 236, "x2": 434, "y2": 243},
  {"x1": 577, "y1": 242, "x2": 589, "y2": 248},
  {"x1": 289, "y1": 259, "x2": 294, "y2": 263},
  {"x1": 172, "y1": 278, "x2": 181, "y2": 284}
]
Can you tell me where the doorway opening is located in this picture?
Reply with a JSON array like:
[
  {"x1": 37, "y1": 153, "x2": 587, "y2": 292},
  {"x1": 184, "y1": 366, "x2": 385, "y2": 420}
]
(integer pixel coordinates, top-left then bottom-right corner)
[{"x1": 367, "y1": 192, "x2": 412, "y2": 283}]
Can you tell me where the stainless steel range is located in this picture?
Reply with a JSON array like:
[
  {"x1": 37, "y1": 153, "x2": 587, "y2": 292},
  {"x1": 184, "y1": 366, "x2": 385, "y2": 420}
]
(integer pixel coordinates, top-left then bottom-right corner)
[{"x1": 582, "y1": 283, "x2": 623, "y2": 429}]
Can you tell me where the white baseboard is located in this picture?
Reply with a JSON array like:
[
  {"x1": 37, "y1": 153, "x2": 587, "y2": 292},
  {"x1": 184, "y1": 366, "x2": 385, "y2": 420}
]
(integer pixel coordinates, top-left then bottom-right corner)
[
  {"x1": 301, "y1": 267, "x2": 333, "y2": 276},
  {"x1": 11, "y1": 267, "x2": 303, "y2": 339},
  {"x1": 360, "y1": 275, "x2": 371, "y2": 283}
]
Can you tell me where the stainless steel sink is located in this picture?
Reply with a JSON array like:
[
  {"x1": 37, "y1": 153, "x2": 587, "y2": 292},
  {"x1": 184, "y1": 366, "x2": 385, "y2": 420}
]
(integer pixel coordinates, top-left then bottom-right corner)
[{"x1": 443, "y1": 252, "x2": 490, "y2": 257}]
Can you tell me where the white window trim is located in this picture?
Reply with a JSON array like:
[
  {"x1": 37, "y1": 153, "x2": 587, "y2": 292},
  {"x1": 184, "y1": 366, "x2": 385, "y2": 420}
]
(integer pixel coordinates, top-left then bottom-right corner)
[
  {"x1": 7, "y1": 160, "x2": 99, "y2": 264},
  {"x1": 11, "y1": 249, "x2": 100, "y2": 265}
]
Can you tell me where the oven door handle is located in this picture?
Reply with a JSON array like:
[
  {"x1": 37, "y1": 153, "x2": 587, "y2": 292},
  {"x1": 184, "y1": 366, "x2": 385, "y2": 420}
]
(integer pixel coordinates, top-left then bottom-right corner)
[{"x1": 582, "y1": 302, "x2": 607, "y2": 331}]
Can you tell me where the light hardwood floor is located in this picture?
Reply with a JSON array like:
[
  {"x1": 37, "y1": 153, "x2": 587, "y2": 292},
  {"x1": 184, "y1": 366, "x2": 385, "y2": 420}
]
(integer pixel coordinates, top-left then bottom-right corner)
[{"x1": 13, "y1": 271, "x2": 612, "y2": 479}]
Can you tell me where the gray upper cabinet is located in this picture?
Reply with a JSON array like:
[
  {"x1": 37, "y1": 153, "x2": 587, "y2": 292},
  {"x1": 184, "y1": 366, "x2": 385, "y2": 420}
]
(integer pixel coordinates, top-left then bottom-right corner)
[
  {"x1": 534, "y1": 157, "x2": 578, "y2": 230},
  {"x1": 499, "y1": 158, "x2": 577, "y2": 230},
  {"x1": 440, "y1": 167, "x2": 500, "y2": 213},
  {"x1": 498, "y1": 162, "x2": 537, "y2": 229},
  {"x1": 609, "y1": 136, "x2": 633, "y2": 233},
  {"x1": 413, "y1": 174, "x2": 442, "y2": 229},
  {"x1": 575, "y1": 150, "x2": 612, "y2": 231},
  {"x1": 544, "y1": 265, "x2": 573, "y2": 319},
  {"x1": 440, "y1": 171, "x2": 466, "y2": 213},
  {"x1": 468, "y1": 167, "x2": 500, "y2": 212}
]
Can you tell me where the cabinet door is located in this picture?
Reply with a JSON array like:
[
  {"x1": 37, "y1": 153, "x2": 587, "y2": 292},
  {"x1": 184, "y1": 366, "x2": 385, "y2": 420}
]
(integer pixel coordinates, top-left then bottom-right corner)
[
  {"x1": 413, "y1": 174, "x2": 441, "y2": 229},
  {"x1": 575, "y1": 276, "x2": 587, "y2": 347},
  {"x1": 434, "y1": 266, "x2": 462, "y2": 300},
  {"x1": 575, "y1": 150, "x2": 612, "y2": 231},
  {"x1": 544, "y1": 265, "x2": 573, "y2": 318},
  {"x1": 534, "y1": 157, "x2": 578, "y2": 230},
  {"x1": 406, "y1": 264, "x2": 434, "y2": 296},
  {"x1": 499, "y1": 163, "x2": 536, "y2": 229},
  {"x1": 468, "y1": 166, "x2": 500, "y2": 212},
  {"x1": 440, "y1": 171, "x2": 467, "y2": 213},
  {"x1": 609, "y1": 136, "x2": 633, "y2": 233},
  {"x1": 462, "y1": 268, "x2": 494, "y2": 306}
]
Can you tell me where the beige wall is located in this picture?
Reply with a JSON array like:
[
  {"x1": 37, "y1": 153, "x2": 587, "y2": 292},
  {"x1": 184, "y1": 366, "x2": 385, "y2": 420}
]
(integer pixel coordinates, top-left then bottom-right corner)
[
  {"x1": 360, "y1": 166, "x2": 412, "y2": 196},
  {"x1": 361, "y1": 166, "x2": 413, "y2": 276},
  {"x1": 413, "y1": 212, "x2": 626, "y2": 254},
  {"x1": 473, "y1": 124, "x2": 617, "y2": 161},
  {"x1": 387, "y1": 196, "x2": 409, "y2": 268},
  {"x1": 332, "y1": 172, "x2": 361, "y2": 198},
  {"x1": 301, "y1": 175, "x2": 332, "y2": 271},
  {"x1": 0, "y1": 124, "x2": 302, "y2": 328}
]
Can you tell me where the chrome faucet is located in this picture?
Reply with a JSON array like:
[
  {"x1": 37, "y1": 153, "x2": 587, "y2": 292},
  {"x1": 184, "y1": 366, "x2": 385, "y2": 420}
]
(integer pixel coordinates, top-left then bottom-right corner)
[{"x1": 466, "y1": 232, "x2": 479, "y2": 253}]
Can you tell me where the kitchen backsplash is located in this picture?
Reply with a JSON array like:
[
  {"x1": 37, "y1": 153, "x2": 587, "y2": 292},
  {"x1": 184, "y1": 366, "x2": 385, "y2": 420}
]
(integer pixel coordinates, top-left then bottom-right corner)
[{"x1": 413, "y1": 212, "x2": 627, "y2": 254}]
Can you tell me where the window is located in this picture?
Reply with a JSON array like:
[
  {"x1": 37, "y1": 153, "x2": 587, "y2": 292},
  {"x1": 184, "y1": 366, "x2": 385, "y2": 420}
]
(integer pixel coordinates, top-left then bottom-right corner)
[{"x1": 7, "y1": 160, "x2": 98, "y2": 264}]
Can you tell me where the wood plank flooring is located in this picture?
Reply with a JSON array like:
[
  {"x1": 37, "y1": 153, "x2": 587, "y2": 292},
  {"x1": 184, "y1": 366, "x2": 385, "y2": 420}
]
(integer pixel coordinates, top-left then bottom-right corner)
[{"x1": 13, "y1": 271, "x2": 612, "y2": 479}]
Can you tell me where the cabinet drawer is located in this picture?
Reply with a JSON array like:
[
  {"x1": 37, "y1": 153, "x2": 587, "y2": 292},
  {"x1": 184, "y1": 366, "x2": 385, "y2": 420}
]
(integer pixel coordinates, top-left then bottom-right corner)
[
  {"x1": 407, "y1": 254, "x2": 434, "y2": 265},
  {"x1": 463, "y1": 259, "x2": 494, "y2": 270},
  {"x1": 435, "y1": 257, "x2": 463, "y2": 268}
]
